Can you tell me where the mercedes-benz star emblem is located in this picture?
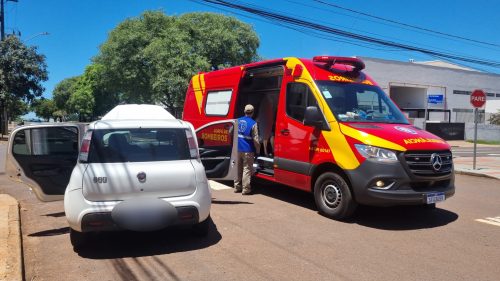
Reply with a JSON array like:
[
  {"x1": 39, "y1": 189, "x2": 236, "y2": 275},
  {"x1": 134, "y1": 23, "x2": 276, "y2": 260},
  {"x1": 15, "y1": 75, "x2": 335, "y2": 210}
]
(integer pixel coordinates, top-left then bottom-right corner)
[
  {"x1": 137, "y1": 172, "x2": 147, "y2": 183},
  {"x1": 430, "y1": 153, "x2": 443, "y2": 171}
]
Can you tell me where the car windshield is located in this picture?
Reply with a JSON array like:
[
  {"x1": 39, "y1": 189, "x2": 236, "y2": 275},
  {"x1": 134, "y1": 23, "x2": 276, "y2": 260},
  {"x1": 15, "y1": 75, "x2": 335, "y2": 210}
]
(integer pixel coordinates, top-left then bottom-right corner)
[
  {"x1": 316, "y1": 81, "x2": 409, "y2": 124},
  {"x1": 87, "y1": 128, "x2": 191, "y2": 163}
]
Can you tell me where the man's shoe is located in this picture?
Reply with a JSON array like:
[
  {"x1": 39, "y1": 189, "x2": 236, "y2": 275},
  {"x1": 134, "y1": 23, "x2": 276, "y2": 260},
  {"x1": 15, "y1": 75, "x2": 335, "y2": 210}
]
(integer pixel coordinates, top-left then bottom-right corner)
[
  {"x1": 242, "y1": 191, "x2": 252, "y2": 195},
  {"x1": 234, "y1": 189, "x2": 242, "y2": 193}
]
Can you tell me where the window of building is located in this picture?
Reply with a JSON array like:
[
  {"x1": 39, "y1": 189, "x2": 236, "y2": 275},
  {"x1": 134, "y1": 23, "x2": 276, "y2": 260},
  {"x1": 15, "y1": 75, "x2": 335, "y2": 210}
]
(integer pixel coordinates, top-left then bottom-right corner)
[
  {"x1": 453, "y1": 90, "x2": 471, "y2": 95},
  {"x1": 205, "y1": 90, "x2": 232, "y2": 116}
]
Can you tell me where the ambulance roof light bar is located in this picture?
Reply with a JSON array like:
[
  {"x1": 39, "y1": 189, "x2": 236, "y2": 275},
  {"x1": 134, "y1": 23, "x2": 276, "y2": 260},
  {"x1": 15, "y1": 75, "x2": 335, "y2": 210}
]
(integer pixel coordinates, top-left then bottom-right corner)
[{"x1": 312, "y1": 56, "x2": 365, "y2": 72}]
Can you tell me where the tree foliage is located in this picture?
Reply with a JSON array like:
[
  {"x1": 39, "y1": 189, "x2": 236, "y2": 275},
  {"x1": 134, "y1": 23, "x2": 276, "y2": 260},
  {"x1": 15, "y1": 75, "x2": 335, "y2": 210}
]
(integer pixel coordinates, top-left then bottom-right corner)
[
  {"x1": 52, "y1": 76, "x2": 79, "y2": 111},
  {"x1": 31, "y1": 98, "x2": 57, "y2": 121},
  {"x1": 94, "y1": 11, "x2": 259, "y2": 111},
  {"x1": 49, "y1": 11, "x2": 260, "y2": 119},
  {"x1": 0, "y1": 36, "x2": 48, "y2": 128},
  {"x1": 489, "y1": 110, "x2": 500, "y2": 125},
  {"x1": 52, "y1": 64, "x2": 116, "y2": 121},
  {"x1": 0, "y1": 36, "x2": 48, "y2": 102}
]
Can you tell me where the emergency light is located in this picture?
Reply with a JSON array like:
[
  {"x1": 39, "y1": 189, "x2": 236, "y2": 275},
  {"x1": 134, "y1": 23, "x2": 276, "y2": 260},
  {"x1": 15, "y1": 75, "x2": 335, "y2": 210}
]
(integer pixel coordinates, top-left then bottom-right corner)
[{"x1": 312, "y1": 56, "x2": 365, "y2": 72}]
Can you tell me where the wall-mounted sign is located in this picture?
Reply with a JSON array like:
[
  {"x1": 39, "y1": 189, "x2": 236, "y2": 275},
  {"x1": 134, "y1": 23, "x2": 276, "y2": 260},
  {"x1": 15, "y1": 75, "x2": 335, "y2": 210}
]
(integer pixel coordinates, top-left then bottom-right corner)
[{"x1": 428, "y1": 94, "x2": 444, "y2": 104}]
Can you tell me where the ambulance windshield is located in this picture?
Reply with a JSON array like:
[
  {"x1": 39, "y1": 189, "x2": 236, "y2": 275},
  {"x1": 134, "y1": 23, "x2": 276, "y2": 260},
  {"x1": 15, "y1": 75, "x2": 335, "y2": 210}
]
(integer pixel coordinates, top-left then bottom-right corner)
[{"x1": 317, "y1": 81, "x2": 409, "y2": 124}]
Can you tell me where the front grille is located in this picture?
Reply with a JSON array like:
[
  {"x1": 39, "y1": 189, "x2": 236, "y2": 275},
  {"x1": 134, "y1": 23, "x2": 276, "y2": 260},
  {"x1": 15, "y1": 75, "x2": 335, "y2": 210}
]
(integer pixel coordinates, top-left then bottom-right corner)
[{"x1": 404, "y1": 150, "x2": 453, "y2": 177}]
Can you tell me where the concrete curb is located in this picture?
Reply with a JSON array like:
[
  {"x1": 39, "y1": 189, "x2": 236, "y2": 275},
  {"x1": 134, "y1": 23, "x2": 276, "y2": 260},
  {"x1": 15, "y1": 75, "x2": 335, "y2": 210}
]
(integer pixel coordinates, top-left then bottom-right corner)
[
  {"x1": 0, "y1": 194, "x2": 22, "y2": 281},
  {"x1": 454, "y1": 169, "x2": 499, "y2": 180}
]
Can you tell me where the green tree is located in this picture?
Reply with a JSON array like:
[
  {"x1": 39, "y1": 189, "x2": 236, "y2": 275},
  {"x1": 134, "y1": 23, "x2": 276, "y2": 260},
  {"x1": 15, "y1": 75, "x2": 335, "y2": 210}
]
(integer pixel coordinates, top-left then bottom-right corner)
[
  {"x1": 178, "y1": 12, "x2": 260, "y2": 68},
  {"x1": 489, "y1": 110, "x2": 500, "y2": 125},
  {"x1": 31, "y1": 98, "x2": 57, "y2": 121},
  {"x1": 95, "y1": 11, "x2": 259, "y2": 112},
  {"x1": 52, "y1": 76, "x2": 80, "y2": 115},
  {"x1": 0, "y1": 36, "x2": 48, "y2": 133}
]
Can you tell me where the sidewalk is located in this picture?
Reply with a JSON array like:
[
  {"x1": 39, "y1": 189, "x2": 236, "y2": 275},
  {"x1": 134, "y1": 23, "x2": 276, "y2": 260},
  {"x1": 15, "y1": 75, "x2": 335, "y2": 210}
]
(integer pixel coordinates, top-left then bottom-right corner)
[
  {"x1": 0, "y1": 194, "x2": 22, "y2": 281},
  {"x1": 448, "y1": 140, "x2": 500, "y2": 180}
]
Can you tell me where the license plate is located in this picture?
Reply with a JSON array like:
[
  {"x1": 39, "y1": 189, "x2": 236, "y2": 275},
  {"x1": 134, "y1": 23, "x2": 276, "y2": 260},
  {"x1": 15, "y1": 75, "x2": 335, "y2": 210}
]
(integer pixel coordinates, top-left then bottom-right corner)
[{"x1": 426, "y1": 192, "x2": 445, "y2": 204}]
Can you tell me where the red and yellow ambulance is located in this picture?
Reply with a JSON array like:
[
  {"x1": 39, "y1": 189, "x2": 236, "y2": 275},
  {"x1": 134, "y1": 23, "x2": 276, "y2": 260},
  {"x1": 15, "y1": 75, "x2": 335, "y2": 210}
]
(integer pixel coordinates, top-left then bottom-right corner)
[{"x1": 183, "y1": 56, "x2": 454, "y2": 220}]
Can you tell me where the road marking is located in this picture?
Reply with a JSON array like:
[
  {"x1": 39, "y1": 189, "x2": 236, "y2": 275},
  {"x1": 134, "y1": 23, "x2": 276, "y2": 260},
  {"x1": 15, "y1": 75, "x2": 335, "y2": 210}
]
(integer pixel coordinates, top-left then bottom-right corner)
[
  {"x1": 209, "y1": 180, "x2": 232, "y2": 190},
  {"x1": 475, "y1": 217, "x2": 500, "y2": 227},
  {"x1": 487, "y1": 154, "x2": 500, "y2": 156}
]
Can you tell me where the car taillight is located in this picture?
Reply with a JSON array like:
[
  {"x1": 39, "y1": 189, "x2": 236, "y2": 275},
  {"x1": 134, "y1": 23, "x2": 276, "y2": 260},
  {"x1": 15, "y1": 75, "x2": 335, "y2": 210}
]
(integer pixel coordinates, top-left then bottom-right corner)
[
  {"x1": 79, "y1": 130, "x2": 92, "y2": 162},
  {"x1": 186, "y1": 129, "x2": 199, "y2": 159}
]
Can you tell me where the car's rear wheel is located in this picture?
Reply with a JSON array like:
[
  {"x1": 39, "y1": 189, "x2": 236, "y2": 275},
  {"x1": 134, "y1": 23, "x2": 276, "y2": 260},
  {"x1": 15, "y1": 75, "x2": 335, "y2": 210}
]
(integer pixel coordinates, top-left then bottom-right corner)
[
  {"x1": 314, "y1": 172, "x2": 357, "y2": 220},
  {"x1": 192, "y1": 215, "x2": 211, "y2": 237},
  {"x1": 70, "y1": 229, "x2": 88, "y2": 250}
]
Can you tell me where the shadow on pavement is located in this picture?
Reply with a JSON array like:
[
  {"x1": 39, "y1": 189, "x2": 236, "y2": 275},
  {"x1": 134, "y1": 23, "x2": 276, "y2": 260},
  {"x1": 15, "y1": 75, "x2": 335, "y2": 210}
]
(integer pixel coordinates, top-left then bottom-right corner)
[
  {"x1": 28, "y1": 226, "x2": 70, "y2": 237},
  {"x1": 76, "y1": 219, "x2": 222, "y2": 259},
  {"x1": 211, "y1": 199, "x2": 253, "y2": 205},
  {"x1": 254, "y1": 180, "x2": 458, "y2": 230},
  {"x1": 351, "y1": 205, "x2": 459, "y2": 230},
  {"x1": 42, "y1": 211, "x2": 66, "y2": 217}
]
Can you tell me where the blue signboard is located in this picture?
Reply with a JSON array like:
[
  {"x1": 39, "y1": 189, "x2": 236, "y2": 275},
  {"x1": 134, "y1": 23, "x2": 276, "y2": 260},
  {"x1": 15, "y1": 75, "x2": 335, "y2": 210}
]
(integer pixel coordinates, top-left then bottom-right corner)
[{"x1": 428, "y1": 94, "x2": 444, "y2": 104}]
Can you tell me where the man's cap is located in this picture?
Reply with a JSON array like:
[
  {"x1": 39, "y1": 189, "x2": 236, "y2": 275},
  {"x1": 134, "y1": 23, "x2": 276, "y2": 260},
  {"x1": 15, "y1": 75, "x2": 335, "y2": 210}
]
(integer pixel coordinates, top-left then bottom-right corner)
[{"x1": 244, "y1": 104, "x2": 254, "y2": 113}]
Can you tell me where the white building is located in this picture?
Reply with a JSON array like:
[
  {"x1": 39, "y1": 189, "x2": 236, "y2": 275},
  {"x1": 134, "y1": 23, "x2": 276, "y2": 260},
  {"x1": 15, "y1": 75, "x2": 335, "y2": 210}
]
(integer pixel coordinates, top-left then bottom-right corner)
[{"x1": 360, "y1": 57, "x2": 500, "y2": 126}]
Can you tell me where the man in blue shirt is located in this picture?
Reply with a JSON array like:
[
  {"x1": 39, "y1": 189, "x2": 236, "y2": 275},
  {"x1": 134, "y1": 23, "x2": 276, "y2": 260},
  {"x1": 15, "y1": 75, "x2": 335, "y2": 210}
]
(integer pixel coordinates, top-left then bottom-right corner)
[{"x1": 235, "y1": 104, "x2": 260, "y2": 195}]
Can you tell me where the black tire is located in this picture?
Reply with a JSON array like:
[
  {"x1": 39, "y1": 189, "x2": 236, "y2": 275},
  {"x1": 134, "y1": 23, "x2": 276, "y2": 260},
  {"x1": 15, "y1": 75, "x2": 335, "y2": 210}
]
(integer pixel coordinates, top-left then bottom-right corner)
[
  {"x1": 314, "y1": 172, "x2": 357, "y2": 220},
  {"x1": 70, "y1": 229, "x2": 88, "y2": 250},
  {"x1": 192, "y1": 215, "x2": 211, "y2": 237}
]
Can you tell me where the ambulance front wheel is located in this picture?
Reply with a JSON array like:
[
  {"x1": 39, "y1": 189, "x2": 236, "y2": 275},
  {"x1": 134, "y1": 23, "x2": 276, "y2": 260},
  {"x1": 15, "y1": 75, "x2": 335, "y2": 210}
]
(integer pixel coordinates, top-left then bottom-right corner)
[{"x1": 314, "y1": 172, "x2": 357, "y2": 220}]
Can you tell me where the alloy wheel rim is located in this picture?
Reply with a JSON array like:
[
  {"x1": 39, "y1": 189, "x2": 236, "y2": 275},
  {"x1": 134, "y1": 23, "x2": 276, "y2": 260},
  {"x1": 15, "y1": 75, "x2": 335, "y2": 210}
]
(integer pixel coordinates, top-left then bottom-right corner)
[{"x1": 323, "y1": 183, "x2": 342, "y2": 208}]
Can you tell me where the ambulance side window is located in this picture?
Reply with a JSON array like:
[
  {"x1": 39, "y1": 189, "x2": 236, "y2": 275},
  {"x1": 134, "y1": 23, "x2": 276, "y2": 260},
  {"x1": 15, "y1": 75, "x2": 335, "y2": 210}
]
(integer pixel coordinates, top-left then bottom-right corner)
[
  {"x1": 286, "y1": 83, "x2": 317, "y2": 122},
  {"x1": 205, "y1": 90, "x2": 233, "y2": 116}
]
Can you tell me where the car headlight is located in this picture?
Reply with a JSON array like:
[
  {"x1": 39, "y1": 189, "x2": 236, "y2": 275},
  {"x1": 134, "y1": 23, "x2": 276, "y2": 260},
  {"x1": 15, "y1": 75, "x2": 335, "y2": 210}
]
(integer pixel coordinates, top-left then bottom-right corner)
[{"x1": 354, "y1": 144, "x2": 398, "y2": 163}]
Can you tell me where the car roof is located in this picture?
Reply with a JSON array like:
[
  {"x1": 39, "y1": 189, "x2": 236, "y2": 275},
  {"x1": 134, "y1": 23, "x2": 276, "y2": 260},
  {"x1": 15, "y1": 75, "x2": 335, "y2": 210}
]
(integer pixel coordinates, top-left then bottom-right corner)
[
  {"x1": 90, "y1": 119, "x2": 188, "y2": 130},
  {"x1": 101, "y1": 104, "x2": 175, "y2": 121}
]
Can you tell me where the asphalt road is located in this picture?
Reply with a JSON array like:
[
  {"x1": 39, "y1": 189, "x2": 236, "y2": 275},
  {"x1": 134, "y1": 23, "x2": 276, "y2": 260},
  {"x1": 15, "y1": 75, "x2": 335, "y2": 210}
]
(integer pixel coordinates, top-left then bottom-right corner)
[{"x1": 1, "y1": 173, "x2": 499, "y2": 281}]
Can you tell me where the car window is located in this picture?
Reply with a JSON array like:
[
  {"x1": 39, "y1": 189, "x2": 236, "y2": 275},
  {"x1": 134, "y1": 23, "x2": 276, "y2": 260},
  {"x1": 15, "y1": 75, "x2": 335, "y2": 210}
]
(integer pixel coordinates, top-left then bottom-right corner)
[
  {"x1": 286, "y1": 82, "x2": 317, "y2": 122},
  {"x1": 87, "y1": 128, "x2": 190, "y2": 163},
  {"x1": 13, "y1": 127, "x2": 78, "y2": 156}
]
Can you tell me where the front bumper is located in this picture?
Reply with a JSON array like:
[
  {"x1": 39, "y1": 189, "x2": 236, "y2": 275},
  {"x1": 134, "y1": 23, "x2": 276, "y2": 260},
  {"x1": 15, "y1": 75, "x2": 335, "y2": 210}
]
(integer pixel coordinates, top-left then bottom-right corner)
[{"x1": 345, "y1": 157, "x2": 455, "y2": 207}]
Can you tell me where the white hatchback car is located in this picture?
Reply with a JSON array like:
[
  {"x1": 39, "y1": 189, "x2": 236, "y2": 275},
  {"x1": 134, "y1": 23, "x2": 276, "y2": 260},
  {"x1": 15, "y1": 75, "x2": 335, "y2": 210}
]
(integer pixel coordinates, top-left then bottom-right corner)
[{"x1": 7, "y1": 104, "x2": 239, "y2": 249}]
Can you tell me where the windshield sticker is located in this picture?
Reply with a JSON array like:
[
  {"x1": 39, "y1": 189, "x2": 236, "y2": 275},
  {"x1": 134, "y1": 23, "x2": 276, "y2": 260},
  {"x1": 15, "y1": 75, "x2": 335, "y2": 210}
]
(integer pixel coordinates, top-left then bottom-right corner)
[
  {"x1": 404, "y1": 138, "x2": 445, "y2": 145},
  {"x1": 395, "y1": 126, "x2": 417, "y2": 134},
  {"x1": 322, "y1": 90, "x2": 332, "y2": 98}
]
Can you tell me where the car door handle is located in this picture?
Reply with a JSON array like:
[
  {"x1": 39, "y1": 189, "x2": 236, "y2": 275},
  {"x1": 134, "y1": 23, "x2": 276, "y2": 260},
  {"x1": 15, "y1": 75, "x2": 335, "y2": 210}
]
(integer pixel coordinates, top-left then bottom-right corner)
[{"x1": 280, "y1": 129, "x2": 290, "y2": 136}]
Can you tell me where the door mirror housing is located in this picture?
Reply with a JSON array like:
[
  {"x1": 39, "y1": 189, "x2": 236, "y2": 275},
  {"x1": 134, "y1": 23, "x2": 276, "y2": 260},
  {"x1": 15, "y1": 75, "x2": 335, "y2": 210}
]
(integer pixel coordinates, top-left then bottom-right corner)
[{"x1": 304, "y1": 106, "x2": 329, "y2": 130}]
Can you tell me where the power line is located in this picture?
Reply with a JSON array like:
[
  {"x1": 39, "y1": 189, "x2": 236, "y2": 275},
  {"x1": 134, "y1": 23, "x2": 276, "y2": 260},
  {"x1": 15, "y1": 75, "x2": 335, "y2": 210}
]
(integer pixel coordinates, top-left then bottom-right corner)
[
  {"x1": 192, "y1": 0, "x2": 500, "y2": 69},
  {"x1": 313, "y1": 0, "x2": 500, "y2": 49}
]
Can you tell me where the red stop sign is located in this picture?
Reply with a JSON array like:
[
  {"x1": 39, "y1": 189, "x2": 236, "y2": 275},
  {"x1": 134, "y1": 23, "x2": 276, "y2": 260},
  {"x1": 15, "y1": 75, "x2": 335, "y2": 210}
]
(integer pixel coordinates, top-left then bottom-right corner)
[{"x1": 470, "y1": 89, "x2": 486, "y2": 108}]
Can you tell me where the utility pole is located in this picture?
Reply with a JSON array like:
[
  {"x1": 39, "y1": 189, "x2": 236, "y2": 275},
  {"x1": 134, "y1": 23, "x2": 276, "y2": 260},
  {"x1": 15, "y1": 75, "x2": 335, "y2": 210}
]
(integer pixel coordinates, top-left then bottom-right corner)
[
  {"x1": 0, "y1": 0, "x2": 17, "y2": 136},
  {"x1": 1, "y1": 0, "x2": 5, "y2": 136}
]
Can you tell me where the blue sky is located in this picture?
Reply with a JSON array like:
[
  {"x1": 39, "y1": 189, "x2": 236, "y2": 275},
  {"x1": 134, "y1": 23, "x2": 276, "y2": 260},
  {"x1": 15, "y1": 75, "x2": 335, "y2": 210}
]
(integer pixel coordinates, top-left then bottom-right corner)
[{"x1": 5, "y1": 0, "x2": 500, "y2": 100}]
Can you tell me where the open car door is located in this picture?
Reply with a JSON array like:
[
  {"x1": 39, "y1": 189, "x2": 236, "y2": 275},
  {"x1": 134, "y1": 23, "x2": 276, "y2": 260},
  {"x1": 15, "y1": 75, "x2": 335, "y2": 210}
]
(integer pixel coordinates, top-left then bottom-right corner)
[
  {"x1": 7, "y1": 124, "x2": 85, "y2": 202},
  {"x1": 195, "y1": 120, "x2": 238, "y2": 180}
]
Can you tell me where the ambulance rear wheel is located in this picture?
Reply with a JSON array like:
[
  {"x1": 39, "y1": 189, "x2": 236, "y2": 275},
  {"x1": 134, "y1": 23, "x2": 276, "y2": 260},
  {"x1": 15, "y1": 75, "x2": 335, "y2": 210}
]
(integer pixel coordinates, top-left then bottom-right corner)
[{"x1": 314, "y1": 172, "x2": 357, "y2": 220}]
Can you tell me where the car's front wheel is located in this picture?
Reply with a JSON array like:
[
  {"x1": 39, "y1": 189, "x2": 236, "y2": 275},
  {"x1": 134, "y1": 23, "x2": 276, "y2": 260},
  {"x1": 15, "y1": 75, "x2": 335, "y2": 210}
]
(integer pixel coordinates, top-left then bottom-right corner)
[{"x1": 314, "y1": 172, "x2": 357, "y2": 220}]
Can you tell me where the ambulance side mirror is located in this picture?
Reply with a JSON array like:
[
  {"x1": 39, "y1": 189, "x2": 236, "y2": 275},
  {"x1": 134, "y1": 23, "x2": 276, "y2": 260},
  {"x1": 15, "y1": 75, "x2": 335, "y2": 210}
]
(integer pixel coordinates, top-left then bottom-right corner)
[{"x1": 304, "y1": 106, "x2": 329, "y2": 130}]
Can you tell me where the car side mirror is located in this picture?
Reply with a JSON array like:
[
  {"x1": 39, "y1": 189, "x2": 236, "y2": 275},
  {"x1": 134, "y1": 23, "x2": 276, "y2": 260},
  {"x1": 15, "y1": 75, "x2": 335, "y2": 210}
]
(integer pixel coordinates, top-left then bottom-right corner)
[{"x1": 304, "y1": 106, "x2": 329, "y2": 130}]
